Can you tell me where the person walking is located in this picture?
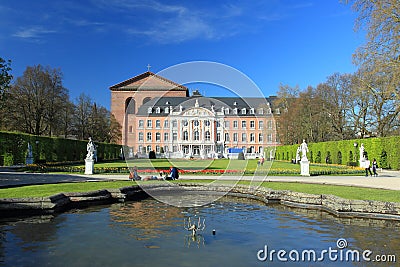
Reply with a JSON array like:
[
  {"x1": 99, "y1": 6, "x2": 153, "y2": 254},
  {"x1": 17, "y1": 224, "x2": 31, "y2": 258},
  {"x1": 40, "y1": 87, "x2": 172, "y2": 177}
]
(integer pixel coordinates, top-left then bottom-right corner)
[
  {"x1": 372, "y1": 158, "x2": 379, "y2": 177},
  {"x1": 365, "y1": 157, "x2": 372, "y2": 177}
]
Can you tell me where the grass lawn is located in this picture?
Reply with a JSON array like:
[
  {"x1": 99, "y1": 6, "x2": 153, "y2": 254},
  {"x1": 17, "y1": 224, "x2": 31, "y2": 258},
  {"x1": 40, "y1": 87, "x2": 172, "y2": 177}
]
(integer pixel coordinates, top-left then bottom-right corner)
[{"x1": 0, "y1": 180, "x2": 398, "y2": 203}]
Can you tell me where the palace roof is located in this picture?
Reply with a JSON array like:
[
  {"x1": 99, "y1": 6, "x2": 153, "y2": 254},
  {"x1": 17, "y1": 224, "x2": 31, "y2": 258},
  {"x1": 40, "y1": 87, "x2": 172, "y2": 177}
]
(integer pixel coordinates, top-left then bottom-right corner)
[{"x1": 109, "y1": 71, "x2": 189, "y2": 93}]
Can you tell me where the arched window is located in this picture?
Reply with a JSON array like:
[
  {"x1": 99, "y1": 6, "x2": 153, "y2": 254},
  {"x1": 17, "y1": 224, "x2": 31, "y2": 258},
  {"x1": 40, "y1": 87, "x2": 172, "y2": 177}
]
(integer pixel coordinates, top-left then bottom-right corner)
[
  {"x1": 125, "y1": 97, "x2": 135, "y2": 114},
  {"x1": 183, "y1": 131, "x2": 189, "y2": 141}
]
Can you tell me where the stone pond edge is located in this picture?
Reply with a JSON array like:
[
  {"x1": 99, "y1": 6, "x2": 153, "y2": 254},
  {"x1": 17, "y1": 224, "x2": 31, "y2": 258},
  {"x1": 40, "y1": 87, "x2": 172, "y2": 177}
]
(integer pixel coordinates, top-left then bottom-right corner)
[{"x1": 1, "y1": 183, "x2": 400, "y2": 221}]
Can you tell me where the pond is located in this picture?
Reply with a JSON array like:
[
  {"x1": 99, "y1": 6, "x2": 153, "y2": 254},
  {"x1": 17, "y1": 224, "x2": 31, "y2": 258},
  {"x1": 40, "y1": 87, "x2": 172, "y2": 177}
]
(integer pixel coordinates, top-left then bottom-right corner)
[{"x1": 0, "y1": 195, "x2": 399, "y2": 266}]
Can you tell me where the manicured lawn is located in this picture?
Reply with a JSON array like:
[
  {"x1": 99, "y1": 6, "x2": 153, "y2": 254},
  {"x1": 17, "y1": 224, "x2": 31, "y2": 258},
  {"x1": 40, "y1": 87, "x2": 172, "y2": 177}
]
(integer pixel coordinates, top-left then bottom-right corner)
[
  {"x1": 0, "y1": 180, "x2": 398, "y2": 203},
  {"x1": 0, "y1": 181, "x2": 136, "y2": 198}
]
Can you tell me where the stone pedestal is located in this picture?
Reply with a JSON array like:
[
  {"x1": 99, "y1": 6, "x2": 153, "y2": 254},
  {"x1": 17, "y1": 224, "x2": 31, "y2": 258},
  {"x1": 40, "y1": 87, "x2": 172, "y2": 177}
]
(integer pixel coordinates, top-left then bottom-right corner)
[
  {"x1": 85, "y1": 158, "x2": 94, "y2": 175},
  {"x1": 300, "y1": 158, "x2": 310, "y2": 176}
]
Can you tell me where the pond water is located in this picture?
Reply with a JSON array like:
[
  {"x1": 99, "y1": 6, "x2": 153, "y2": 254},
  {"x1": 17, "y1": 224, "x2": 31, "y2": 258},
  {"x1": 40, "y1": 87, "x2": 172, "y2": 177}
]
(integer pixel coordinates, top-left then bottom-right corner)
[{"x1": 0, "y1": 195, "x2": 399, "y2": 267}]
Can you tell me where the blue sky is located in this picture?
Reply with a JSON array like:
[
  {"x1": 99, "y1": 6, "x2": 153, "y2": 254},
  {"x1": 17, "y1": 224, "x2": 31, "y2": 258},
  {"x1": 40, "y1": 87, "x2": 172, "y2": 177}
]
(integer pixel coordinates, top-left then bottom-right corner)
[{"x1": 0, "y1": 0, "x2": 363, "y2": 109}]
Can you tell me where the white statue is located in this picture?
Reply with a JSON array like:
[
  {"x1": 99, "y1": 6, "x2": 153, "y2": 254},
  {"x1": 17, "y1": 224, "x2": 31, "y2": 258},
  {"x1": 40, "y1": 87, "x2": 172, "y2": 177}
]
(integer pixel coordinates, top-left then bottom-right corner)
[
  {"x1": 300, "y1": 139, "x2": 308, "y2": 159},
  {"x1": 359, "y1": 143, "x2": 365, "y2": 161},
  {"x1": 86, "y1": 137, "x2": 96, "y2": 160}
]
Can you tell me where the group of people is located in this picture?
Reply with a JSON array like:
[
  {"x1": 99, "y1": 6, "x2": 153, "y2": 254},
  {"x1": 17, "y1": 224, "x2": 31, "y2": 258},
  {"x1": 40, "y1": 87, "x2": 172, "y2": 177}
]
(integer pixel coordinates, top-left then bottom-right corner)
[
  {"x1": 129, "y1": 166, "x2": 179, "y2": 181},
  {"x1": 364, "y1": 158, "x2": 379, "y2": 177}
]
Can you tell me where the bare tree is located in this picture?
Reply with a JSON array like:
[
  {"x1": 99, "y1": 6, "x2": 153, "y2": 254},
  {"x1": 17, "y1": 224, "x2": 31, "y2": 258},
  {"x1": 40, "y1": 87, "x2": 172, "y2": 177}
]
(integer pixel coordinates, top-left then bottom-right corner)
[{"x1": 7, "y1": 65, "x2": 68, "y2": 136}]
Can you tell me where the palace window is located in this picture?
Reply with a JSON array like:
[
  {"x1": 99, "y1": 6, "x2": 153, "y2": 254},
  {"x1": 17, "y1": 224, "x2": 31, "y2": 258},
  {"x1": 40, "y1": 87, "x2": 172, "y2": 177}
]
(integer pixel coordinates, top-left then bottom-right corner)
[
  {"x1": 250, "y1": 120, "x2": 255, "y2": 129},
  {"x1": 173, "y1": 132, "x2": 178, "y2": 141},
  {"x1": 172, "y1": 120, "x2": 177, "y2": 128},
  {"x1": 147, "y1": 132, "x2": 152, "y2": 141},
  {"x1": 242, "y1": 133, "x2": 247, "y2": 142},
  {"x1": 193, "y1": 120, "x2": 199, "y2": 127},
  {"x1": 138, "y1": 145, "x2": 143, "y2": 153},
  {"x1": 146, "y1": 145, "x2": 152, "y2": 152},
  {"x1": 147, "y1": 107, "x2": 152, "y2": 113},
  {"x1": 241, "y1": 108, "x2": 246, "y2": 114},
  {"x1": 205, "y1": 131, "x2": 211, "y2": 141},
  {"x1": 155, "y1": 120, "x2": 161, "y2": 128},
  {"x1": 138, "y1": 120, "x2": 144, "y2": 128},
  {"x1": 164, "y1": 132, "x2": 169, "y2": 141},
  {"x1": 233, "y1": 121, "x2": 238, "y2": 128},
  {"x1": 164, "y1": 120, "x2": 169, "y2": 128},
  {"x1": 233, "y1": 108, "x2": 238, "y2": 114},
  {"x1": 250, "y1": 108, "x2": 255, "y2": 114},
  {"x1": 147, "y1": 120, "x2": 152, "y2": 128},
  {"x1": 259, "y1": 133, "x2": 263, "y2": 142},
  {"x1": 183, "y1": 131, "x2": 189, "y2": 141},
  {"x1": 156, "y1": 145, "x2": 160, "y2": 153},
  {"x1": 267, "y1": 133, "x2": 273, "y2": 142},
  {"x1": 156, "y1": 132, "x2": 161, "y2": 141},
  {"x1": 224, "y1": 121, "x2": 230, "y2": 129},
  {"x1": 259, "y1": 120, "x2": 264, "y2": 130},
  {"x1": 250, "y1": 133, "x2": 255, "y2": 142},
  {"x1": 138, "y1": 132, "x2": 143, "y2": 141},
  {"x1": 267, "y1": 120, "x2": 273, "y2": 129},
  {"x1": 194, "y1": 131, "x2": 200, "y2": 141},
  {"x1": 233, "y1": 133, "x2": 238, "y2": 142},
  {"x1": 241, "y1": 121, "x2": 246, "y2": 129},
  {"x1": 225, "y1": 133, "x2": 230, "y2": 141},
  {"x1": 183, "y1": 120, "x2": 188, "y2": 126},
  {"x1": 205, "y1": 120, "x2": 210, "y2": 127},
  {"x1": 156, "y1": 107, "x2": 160, "y2": 113},
  {"x1": 216, "y1": 132, "x2": 221, "y2": 142}
]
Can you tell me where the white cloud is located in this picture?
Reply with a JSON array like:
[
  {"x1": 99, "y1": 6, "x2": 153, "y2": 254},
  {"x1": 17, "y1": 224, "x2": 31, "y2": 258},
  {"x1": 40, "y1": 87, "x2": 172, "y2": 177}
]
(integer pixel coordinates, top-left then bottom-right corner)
[{"x1": 12, "y1": 26, "x2": 56, "y2": 39}]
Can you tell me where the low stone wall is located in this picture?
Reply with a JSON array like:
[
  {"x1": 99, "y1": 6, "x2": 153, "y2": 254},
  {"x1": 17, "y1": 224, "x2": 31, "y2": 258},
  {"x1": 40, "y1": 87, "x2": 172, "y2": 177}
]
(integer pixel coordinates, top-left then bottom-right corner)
[{"x1": 1, "y1": 183, "x2": 400, "y2": 221}]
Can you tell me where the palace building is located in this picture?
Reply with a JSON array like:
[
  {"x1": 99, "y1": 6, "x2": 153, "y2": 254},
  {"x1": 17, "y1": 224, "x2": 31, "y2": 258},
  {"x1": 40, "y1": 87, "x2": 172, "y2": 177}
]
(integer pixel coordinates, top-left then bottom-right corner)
[{"x1": 110, "y1": 71, "x2": 279, "y2": 159}]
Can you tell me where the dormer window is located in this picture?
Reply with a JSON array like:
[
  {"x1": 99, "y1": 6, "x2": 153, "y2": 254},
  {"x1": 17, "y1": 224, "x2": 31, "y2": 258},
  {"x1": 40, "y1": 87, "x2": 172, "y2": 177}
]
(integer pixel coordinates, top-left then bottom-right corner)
[
  {"x1": 258, "y1": 108, "x2": 264, "y2": 115},
  {"x1": 166, "y1": 101, "x2": 170, "y2": 105},
  {"x1": 147, "y1": 107, "x2": 152, "y2": 113},
  {"x1": 156, "y1": 107, "x2": 161, "y2": 113},
  {"x1": 165, "y1": 107, "x2": 169, "y2": 113},
  {"x1": 250, "y1": 108, "x2": 255, "y2": 114},
  {"x1": 242, "y1": 108, "x2": 246, "y2": 114},
  {"x1": 225, "y1": 108, "x2": 230, "y2": 114},
  {"x1": 233, "y1": 108, "x2": 238, "y2": 114},
  {"x1": 233, "y1": 101, "x2": 237, "y2": 106}
]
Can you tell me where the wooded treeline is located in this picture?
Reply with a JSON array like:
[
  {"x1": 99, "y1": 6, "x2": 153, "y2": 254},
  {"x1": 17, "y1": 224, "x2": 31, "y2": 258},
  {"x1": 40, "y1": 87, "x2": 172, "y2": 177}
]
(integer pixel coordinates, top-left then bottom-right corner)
[
  {"x1": 0, "y1": 64, "x2": 121, "y2": 143},
  {"x1": 276, "y1": 0, "x2": 400, "y2": 145}
]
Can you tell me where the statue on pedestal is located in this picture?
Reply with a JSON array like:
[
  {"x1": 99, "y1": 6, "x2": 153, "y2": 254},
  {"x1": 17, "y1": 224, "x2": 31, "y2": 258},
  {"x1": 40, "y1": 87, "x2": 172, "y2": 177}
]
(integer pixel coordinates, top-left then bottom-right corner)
[{"x1": 300, "y1": 139, "x2": 309, "y2": 159}]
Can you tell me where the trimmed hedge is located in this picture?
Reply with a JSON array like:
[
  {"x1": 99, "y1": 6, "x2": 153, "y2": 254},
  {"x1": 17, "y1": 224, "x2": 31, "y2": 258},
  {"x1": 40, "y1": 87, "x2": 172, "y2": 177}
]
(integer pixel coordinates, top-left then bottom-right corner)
[
  {"x1": 0, "y1": 131, "x2": 121, "y2": 166},
  {"x1": 275, "y1": 136, "x2": 400, "y2": 170}
]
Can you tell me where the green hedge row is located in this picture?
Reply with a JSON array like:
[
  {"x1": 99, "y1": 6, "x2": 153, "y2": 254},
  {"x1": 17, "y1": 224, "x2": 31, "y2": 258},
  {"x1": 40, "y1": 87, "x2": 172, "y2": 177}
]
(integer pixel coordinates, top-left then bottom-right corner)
[
  {"x1": 0, "y1": 131, "x2": 122, "y2": 166},
  {"x1": 275, "y1": 136, "x2": 400, "y2": 170}
]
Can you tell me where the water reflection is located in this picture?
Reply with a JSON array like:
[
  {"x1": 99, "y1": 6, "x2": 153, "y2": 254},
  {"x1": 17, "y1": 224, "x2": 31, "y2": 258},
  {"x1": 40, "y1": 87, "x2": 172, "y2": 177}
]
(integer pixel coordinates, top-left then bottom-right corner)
[
  {"x1": 0, "y1": 195, "x2": 398, "y2": 267},
  {"x1": 109, "y1": 200, "x2": 183, "y2": 240}
]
